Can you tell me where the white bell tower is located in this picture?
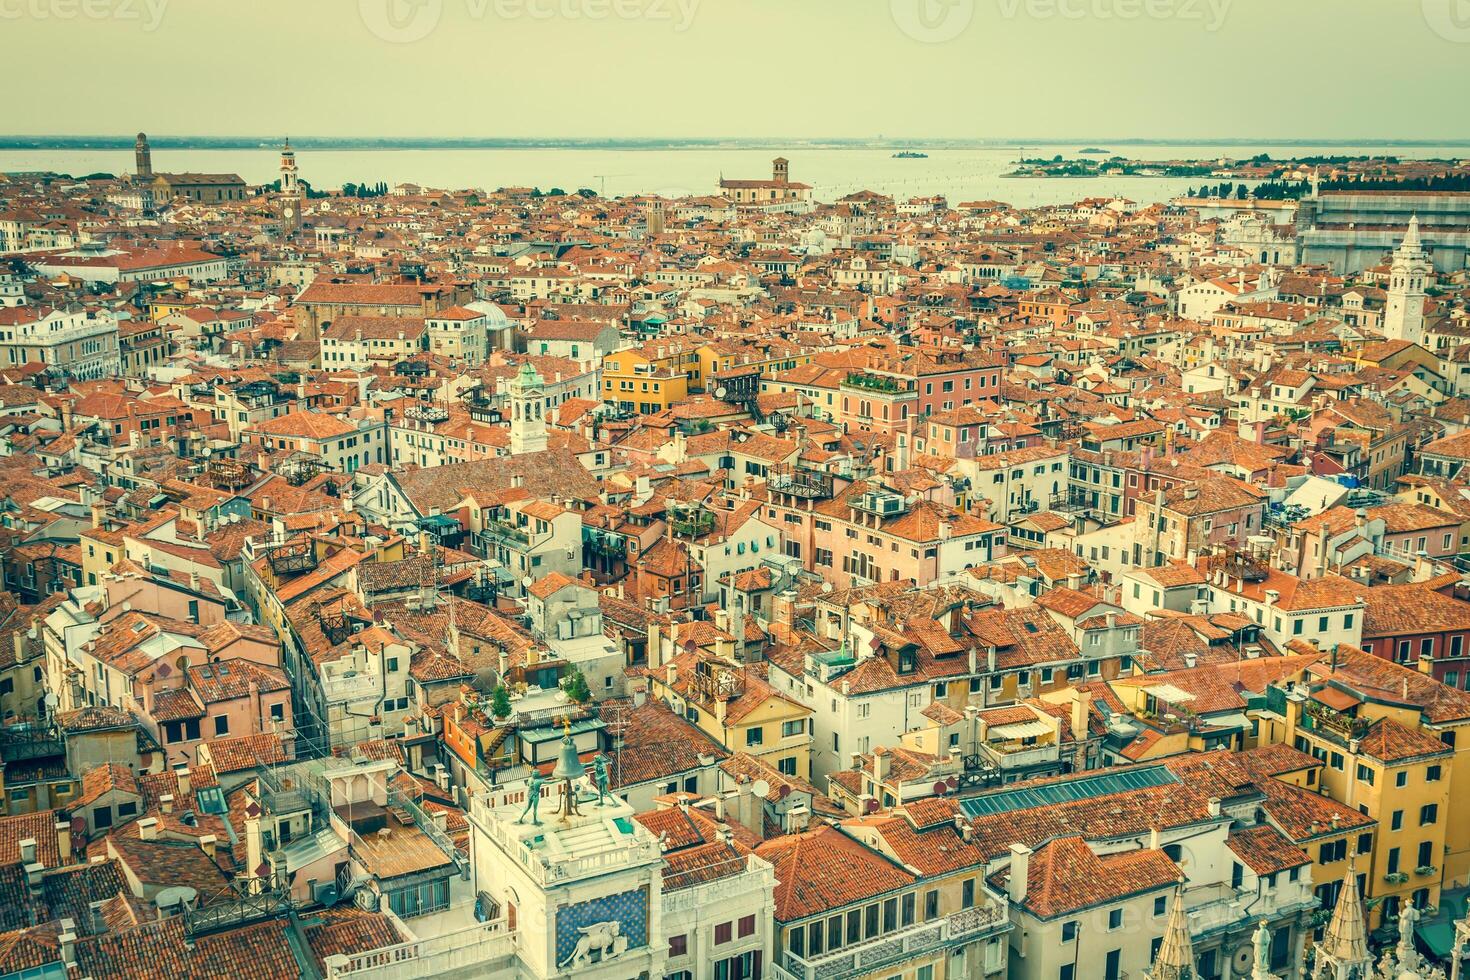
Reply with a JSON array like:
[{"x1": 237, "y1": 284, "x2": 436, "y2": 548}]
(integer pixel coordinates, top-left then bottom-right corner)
[
  {"x1": 509, "y1": 360, "x2": 548, "y2": 455},
  {"x1": 1383, "y1": 214, "x2": 1430, "y2": 346}
]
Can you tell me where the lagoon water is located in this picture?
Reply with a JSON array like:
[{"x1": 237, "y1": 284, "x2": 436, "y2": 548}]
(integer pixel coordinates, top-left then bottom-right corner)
[{"x1": 5, "y1": 143, "x2": 1467, "y2": 207}]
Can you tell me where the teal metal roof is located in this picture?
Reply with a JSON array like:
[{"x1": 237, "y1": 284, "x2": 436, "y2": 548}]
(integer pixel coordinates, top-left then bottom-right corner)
[
  {"x1": 960, "y1": 765, "x2": 1177, "y2": 818},
  {"x1": 518, "y1": 717, "x2": 605, "y2": 745}
]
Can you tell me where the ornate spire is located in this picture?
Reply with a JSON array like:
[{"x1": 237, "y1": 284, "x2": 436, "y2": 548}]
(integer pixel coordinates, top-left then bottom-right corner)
[
  {"x1": 1316, "y1": 862, "x2": 1371, "y2": 978},
  {"x1": 1149, "y1": 887, "x2": 1196, "y2": 980},
  {"x1": 1402, "y1": 213, "x2": 1421, "y2": 249}
]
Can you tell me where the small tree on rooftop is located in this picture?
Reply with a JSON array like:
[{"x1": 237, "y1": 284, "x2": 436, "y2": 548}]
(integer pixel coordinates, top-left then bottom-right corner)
[
  {"x1": 491, "y1": 684, "x2": 512, "y2": 720},
  {"x1": 561, "y1": 669, "x2": 591, "y2": 704}
]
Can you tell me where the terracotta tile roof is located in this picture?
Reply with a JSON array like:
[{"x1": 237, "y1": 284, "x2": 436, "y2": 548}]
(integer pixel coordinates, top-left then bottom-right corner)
[
  {"x1": 991, "y1": 836, "x2": 1180, "y2": 919},
  {"x1": 594, "y1": 698, "x2": 729, "y2": 789},
  {"x1": 301, "y1": 909, "x2": 405, "y2": 975},
  {"x1": 756, "y1": 825, "x2": 915, "y2": 921},
  {"x1": 198, "y1": 732, "x2": 288, "y2": 775},
  {"x1": 72, "y1": 916, "x2": 300, "y2": 980},
  {"x1": 1226, "y1": 825, "x2": 1311, "y2": 875}
]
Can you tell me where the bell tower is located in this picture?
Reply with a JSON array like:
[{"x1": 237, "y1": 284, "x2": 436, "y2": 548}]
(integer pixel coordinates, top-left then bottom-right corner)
[
  {"x1": 1383, "y1": 214, "x2": 1430, "y2": 346},
  {"x1": 509, "y1": 360, "x2": 548, "y2": 455},
  {"x1": 278, "y1": 138, "x2": 303, "y2": 236},
  {"x1": 134, "y1": 132, "x2": 153, "y2": 181}
]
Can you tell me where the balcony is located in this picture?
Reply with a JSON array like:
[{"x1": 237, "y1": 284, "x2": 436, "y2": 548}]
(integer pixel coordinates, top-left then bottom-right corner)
[
  {"x1": 322, "y1": 919, "x2": 517, "y2": 979},
  {"x1": 778, "y1": 904, "x2": 1009, "y2": 980},
  {"x1": 479, "y1": 520, "x2": 531, "y2": 549},
  {"x1": 842, "y1": 372, "x2": 904, "y2": 394}
]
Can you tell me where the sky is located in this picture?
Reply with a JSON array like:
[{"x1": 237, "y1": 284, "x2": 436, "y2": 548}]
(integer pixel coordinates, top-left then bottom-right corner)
[{"x1": 7, "y1": 0, "x2": 1470, "y2": 141}]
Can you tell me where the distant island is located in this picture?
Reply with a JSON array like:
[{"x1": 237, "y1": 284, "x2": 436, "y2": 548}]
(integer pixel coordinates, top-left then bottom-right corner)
[
  {"x1": 893, "y1": 151, "x2": 929, "y2": 159},
  {"x1": 1077, "y1": 147, "x2": 1110, "y2": 155},
  {"x1": 1002, "y1": 153, "x2": 1470, "y2": 188}
]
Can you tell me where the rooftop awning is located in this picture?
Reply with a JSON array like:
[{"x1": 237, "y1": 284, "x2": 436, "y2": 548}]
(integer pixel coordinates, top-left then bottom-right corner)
[
  {"x1": 990, "y1": 720, "x2": 1054, "y2": 740},
  {"x1": 1143, "y1": 683, "x2": 1197, "y2": 704}
]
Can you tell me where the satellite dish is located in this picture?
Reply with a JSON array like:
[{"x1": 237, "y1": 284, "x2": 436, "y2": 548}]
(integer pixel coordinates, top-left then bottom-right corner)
[
  {"x1": 751, "y1": 779, "x2": 770, "y2": 799},
  {"x1": 715, "y1": 387, "x2": 728, "y2": 400},
  {"x1": 522, "y1": 576, "x2": 534, "y2": 588},
  {"x1": 44, "y1": 692, "x2": 58, "y2": 709}
]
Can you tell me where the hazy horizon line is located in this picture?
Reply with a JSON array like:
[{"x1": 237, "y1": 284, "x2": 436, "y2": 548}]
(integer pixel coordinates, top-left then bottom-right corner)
[{"x1": 6, "y1": 136, "x2": 1470, "y2": 150}]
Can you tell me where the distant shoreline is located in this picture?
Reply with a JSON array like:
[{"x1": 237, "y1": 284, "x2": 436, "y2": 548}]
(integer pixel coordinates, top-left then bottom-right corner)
[{"x1": 4, "y1": 136, "x2": 1470, "y2": 152}]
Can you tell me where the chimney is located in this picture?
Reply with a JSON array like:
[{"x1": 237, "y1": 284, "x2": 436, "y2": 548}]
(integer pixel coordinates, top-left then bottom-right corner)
[
  {"x1": 176, "y1": 768, "x2": 191, "y2": 797},
  {"x1": 199, "y1": 835, "x2": 218, "y2": 861},
  {"x1": 55, "y1": 821, "x2": 72, "y2": 865},
  {"x1": 18, "y1": 838, "x2": 37, "y2": 866},
  {"x1": 665, "y1": 662, "x2": 677, "y2": 687},
  {"x1": 1008, "y1": 843, "x2": 1032, "y2": 903},
  {"x1": 160, "y1": 793, "x2": 174, "y2": 814},
  {"x1": 91, "y1": 501, "x2": 106, "y2": 529},
  {"x1": 59, "y1": 921, "x2": 77, "y2": 968},
  {"x1": 138, "y1": 817, "x2": 159, "y2": 842},
  {"x1": 1070, "y1": 689, "x2": 1091, "y2": 740},
  {"x1": 1207, "y1": 797, "x2": 1222, "y2": 817},
  {"x1": 736, "y1": 777, "x2": 762, "y2": 839}
]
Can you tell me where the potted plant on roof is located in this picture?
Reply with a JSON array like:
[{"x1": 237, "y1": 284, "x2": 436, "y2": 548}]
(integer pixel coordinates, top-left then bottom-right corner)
[
  {"x1": 561, "y1": 668, "x2": 592, "y2": 706},
  {"x1": 491, "y1": 684, "x2": 513, "y2": 721}
]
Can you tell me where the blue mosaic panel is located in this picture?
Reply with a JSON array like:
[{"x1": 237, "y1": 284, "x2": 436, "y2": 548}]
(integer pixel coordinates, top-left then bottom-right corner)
[{"x1": 554, "y1": 887, "x2": 648, "y2": 968}]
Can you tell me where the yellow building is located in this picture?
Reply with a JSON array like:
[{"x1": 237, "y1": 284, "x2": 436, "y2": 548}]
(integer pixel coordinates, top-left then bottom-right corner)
[
  {"x1": 648, "y1": 649, "x2": 813, "y2": 781},
  {"x1": 601, "y1": 342, "x2": 693, "y2": 413},
  {"x1": 1256, "y1": 642, "x2": 1469, "y2": 926},
  {"x1": 694, "y1": 341, "x2": 813, "y2": 392}
]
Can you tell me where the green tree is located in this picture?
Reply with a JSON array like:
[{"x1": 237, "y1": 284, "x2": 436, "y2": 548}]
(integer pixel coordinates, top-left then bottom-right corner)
[
  {"x1": 561, "y1": 669, "x2": 591, "y2": 704},
  {"x1": 491, "y1": 684, "x2": 512, "y2": 719}
]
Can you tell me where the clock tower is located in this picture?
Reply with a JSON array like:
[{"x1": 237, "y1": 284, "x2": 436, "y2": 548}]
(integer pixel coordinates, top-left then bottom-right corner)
[{"x1": 278, "y1": 139, "x2": 303, "y2": 236}]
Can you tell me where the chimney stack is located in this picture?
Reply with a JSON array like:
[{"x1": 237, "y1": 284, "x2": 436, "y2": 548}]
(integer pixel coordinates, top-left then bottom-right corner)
[
  {"x1": 1007, "y1": 843, "x2": 1032, "y2": 903},
  {"x1": 138, "y1": 818, "x2": 159, "y2": 842}
]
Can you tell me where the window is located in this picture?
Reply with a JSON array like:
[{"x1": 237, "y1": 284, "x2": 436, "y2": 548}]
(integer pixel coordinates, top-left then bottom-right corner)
[
  {"x1": 1392, "y1": 810, "x2": 1404, "y2": 831},
  {"x1": 1356, "y1": 764, "x2": 1375, "y2": 785},
  {"x1": 715, "y1": 921, "x2": 732, "y2": 945},
  {"x1": 738, "y1": 914, "x2": 755, "y2": 938},
  {"x1": 1388, "y1": 847, "x2": 1401, "y2": 874},
  {"x1": 1060, "y1": 966, "x2": 1075, "y2": 980},
  {"x1": 1420, "y1": 804, "x2": 1438, "y2": 826},
  {"x1": 1107, "y1": 908, "x2": 1123, "y2": 930},
  {"x1": 745, "y1": 727, "x2": 764, "y2": 747},
  {"x1": 213, "y1": 715, "x2": 229, "y2": 737},
  {"x1": 924, "y1": 889, "x2": 939, "y2": 920},
  {"x1": 1396, "y1": 771, "x2": 1409, "y2": 788},
  {"x1": 1061, "y1": 921, "x2": 1079, "y2": 942},
  {"x1": 1154, "y1": 896, "x2": 1167, "y2": 916},
  {"x1": 962, "y1": 878, "x2": 975, "y2": 909},
  {"x1": 1427, "y1": 764, "x2": 1442, "y2": 782},
  {"x1": 781, "y1": 720, "x2": 805, "y2": 738},
  {"x1": 1357, "y1": 833, "x2": 1374, "y2": 855},
  {"x1": 669, "y1": 934, "x2": 688, "y2": 957}
]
